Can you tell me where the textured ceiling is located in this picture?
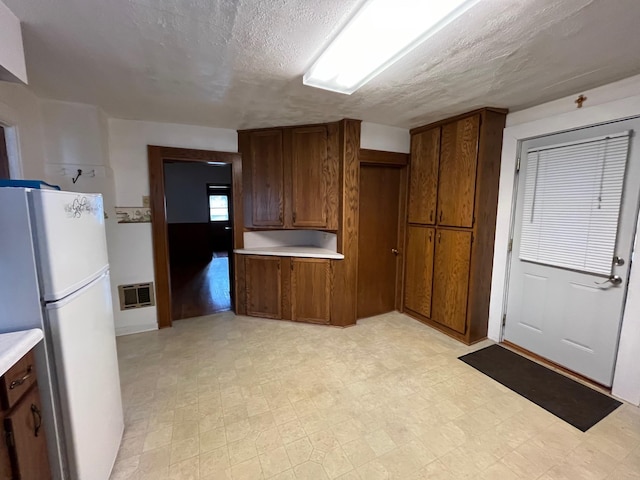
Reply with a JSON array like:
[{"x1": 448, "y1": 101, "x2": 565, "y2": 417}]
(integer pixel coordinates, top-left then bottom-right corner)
[{"x1": 5, "y1": 0, "x2": 640, "y2": 129}]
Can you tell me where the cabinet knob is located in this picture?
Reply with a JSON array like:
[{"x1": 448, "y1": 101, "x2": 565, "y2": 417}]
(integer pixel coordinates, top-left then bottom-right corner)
[{"x1": 391, "y1": 248, "x2": 399, "y2": 255}]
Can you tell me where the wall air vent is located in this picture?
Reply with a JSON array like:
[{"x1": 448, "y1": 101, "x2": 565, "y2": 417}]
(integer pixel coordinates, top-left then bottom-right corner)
[{"x1": 118, "y1": 283, "x2": 155, "y2": 310}]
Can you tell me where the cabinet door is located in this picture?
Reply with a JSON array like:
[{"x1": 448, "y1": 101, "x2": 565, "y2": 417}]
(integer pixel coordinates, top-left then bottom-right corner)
[
  {"x1": 408, "y1": 128, "x2": 440, "y2": 224},
  {"x1": 432, "y1": 229, "x2": 472, "y2": 334},
  {"x1": 289, "y1": 126, "x2": 328, "y2": 228},
  {"x1": 404, "y1": 226, "x2": 435, "y2": 318},
  {"x1": 245, "y1": 256, "x2": 282, "y2": 319},
  {"x1": 437, "y1": 115, "x2": 480, "y2": 227},
  {"x1": 4, "y1": 386, "x2": 51, "y2": 480},
  {"x1": 291, "y1": 258, "x2": 331, "y2": 324},
  {"x1": 250, "y1": 130, "x2": 284, "y2": 226}
]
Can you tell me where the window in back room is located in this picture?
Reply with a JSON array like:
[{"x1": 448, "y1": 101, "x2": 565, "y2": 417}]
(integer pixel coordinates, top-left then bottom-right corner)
[
  {"x1": 0, "y1": 126, "x2": 10, "y2": 179},
  {"x1": 208, "y1": 189, "x2": 230, "y2": 222}
]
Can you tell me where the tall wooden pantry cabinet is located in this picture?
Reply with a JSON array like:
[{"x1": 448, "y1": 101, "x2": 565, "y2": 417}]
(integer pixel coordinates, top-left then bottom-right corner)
[{"x1": 403, "y1": 108, "x2": 507, "y2": 344}]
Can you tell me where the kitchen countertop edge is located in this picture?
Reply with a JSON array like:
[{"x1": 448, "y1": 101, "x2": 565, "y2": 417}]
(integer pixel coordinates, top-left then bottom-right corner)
[
  {"x1": 234, "y1": 247, "x2": 344, "y2": 260},
  {"x1": 0, "y1": 329, "x2": 44, "y2": 377}
]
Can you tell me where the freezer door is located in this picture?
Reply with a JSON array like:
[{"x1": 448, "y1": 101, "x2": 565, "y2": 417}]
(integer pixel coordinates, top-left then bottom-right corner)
[
  {"x1": 30, "y1": 189, "x2": 109, "y2": 301},
  {"x1": 46, "y1": 272, "x2": 123, "y2": 480}
]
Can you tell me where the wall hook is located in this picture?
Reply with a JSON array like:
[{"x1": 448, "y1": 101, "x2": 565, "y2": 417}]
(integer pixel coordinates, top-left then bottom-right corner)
[{"x1": 72, "y1": 169, "x2": 82, "y2": 184}]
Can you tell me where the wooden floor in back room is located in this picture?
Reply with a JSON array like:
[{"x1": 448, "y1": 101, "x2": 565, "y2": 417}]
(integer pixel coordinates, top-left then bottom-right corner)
[{"x1": 170, "y1": 252, "x2": 231, "y2": 320}]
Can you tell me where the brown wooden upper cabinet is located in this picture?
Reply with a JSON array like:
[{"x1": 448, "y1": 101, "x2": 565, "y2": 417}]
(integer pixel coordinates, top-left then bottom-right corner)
[
  {"x1": 249, "y1": 130, "x2": 285, "y2": 226},
  {"x1": 240, "y1": 123, "x2": 338, "y2": 230},
  {"x1": 408, "y1": 128, "x2": 440, "y2": 225},
  {"x1": 288, "y1": 127, "x2": 328, "y2": 228},
  {"x1": 437, "y1": 115, "x2": 480, "y2": 228}
]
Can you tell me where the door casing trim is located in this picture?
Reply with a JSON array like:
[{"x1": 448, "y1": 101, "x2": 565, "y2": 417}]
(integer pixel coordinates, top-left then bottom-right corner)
[{"x1": 147, "y1": 146, "x2": 243, "y2": 329}]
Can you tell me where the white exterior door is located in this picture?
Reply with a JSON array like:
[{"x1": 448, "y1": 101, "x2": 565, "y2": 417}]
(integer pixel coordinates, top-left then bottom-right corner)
[
  {"x1": 29, "y1": 189, "x2": 109, "y2": 301},
  {"x1": 504, "y1": 118, "x2": 640, "y2": 386},
  {"x1": 46, "y1": 272, "x2": 123, "y2": 480}
]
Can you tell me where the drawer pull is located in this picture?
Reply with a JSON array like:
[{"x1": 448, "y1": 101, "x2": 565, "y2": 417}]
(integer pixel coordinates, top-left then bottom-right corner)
[
  {"x1": 31, "y1": 404, "x2": 42, "y2": 437},
  {"x1": 9, "y1": 366, "x2": 33, "y2": 389}
]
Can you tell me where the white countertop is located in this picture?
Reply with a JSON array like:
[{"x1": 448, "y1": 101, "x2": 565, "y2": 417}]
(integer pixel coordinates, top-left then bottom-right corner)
[
  {"x1": 234, "y1": 246, "x2": 345, "y2": 259},
  {"x1": 0, "y1": 329, "x2": 44, "y2": 377}
]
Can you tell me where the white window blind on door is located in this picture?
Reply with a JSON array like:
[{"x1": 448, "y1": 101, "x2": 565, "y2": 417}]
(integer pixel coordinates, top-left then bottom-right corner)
[{"x1": 519, "y1": 131, "x2": 631, "y2": 275}]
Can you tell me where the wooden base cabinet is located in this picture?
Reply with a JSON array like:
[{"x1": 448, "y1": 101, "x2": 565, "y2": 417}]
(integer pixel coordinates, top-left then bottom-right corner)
[
  {"x1": 404, "y1": 226, "x2": 435, "y2": 318},
  {"x1": 431, "y1": 229, "x2": 472, "y2": 334},
  {"x1": 242, "y1": 255, "x2": 333, "y2": 325},
  {"x1": 0, "y1": 349, "x2": 51, "y2": 480},
  {"x1": 245, "y1": 255, "x2": 282, "y2": 319},
  {"x1": 403, "y1": 108, "x2": 507, "y2": 344},
  {"x1": 291, "y1": 258, "x2": 331, "y2": 324}
]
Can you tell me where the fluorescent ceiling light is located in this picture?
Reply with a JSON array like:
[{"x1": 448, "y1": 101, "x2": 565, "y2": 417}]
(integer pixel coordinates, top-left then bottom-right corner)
[{"x1": 303, "y1": 0, "x2": 481, "y2": 95}]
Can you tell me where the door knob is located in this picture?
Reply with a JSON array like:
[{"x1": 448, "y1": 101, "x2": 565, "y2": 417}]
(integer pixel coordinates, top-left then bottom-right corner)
[
  {"x1": 613, "y1": 256, "x2": 625, "y2": 266},
  {"x1": 391, "y1": 248, "x2": 399, "y2": 255},
  {"x1": 594, "y1": 275, "x2": 623, "y2": 287}
]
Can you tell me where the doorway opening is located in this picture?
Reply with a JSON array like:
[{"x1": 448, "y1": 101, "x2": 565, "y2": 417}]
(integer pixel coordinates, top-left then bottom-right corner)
[
  {"x1": 356, "y1": 149, "x2": 408, "y2": 319},
  {"x1": 0, "y1": 126, "x2": 10, "y2": 179},
  {"x1": 164, "y1": 162, "x2": 234, "y2": 320},
  {"x1": 148, "y1": 146, "x2": 243, "y2": 329}
]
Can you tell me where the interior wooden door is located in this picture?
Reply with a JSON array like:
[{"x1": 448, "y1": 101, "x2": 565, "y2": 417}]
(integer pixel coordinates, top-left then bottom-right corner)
[
  {"x1": 437, "y1": 115, "x2": 480, "y2": 228},
  {"x1": 404, "y1": 225, "x2": 435, "y2": 318},
  {"x1": 357, "y1": 165, "x2": 402, "y2": 319},
  {"x1": 432, "y1": 228, "x2": 472, "y2": 334},
  {"x1": 408, "y1": 127, "x2": 440, "y2": 224},
  {"x1": 291, "y1": 258, "x2": 331, "y2": 324},
  {"x1": 289, "y1": 126, "x2": 328, "y2": 228},
  {"x1": 245, "y1": 255, "x2": 282, "y2": 318},
  {"x1": 250, "y1": 130, "x2": 284, "y2": 226},
  {"x1": 4, "y1": 387, "x2": 51, "y2": 480}
]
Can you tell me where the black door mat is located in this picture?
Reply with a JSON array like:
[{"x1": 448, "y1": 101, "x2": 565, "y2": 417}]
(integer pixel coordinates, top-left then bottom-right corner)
[{"x1": 458, "y1": 344, "x2": 622, "y2": 432}]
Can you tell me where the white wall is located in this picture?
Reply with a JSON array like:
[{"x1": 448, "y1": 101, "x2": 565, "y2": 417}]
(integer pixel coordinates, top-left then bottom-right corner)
[
  {"x1": 0, "y1": 0, "x2": 27, "y2": 84},
  {"x1": 38, "y1": 101, "x2": 126, "y2": 348},
  {"x1": 489, "y1": 73, "x2": 640, "y2": 405},
  {"x1": 164, "y1": 162, "x2": 232, "y2": 224},
  {"x1": 0, "y1": 83, "x2": 45, "y2": 179},
  {"x1": 108, "y1": 119, "x2": 237, "y2": 335},
  {"x1": 360, "y1": 122, "x2": 410, "y2": 153}
]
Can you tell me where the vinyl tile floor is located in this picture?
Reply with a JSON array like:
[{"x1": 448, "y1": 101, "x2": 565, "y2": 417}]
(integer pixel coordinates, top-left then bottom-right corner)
[{"x1": 110, "y1": 312, "x2": 640, "y2": 480}]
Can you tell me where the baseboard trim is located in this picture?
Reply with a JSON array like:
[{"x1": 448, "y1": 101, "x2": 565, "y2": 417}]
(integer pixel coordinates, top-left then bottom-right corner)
[{"x1": 115, "y1": 324, "x2": 158, "y2": 336}]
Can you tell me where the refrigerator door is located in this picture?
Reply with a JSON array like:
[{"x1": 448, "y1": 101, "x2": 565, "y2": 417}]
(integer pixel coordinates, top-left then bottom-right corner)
[
  {"x1": 46, "y1": 272, "x2": 123, "y2": 480},
  {"x1": 30, "y1": 189, "x2": 109, "y2": 302}
]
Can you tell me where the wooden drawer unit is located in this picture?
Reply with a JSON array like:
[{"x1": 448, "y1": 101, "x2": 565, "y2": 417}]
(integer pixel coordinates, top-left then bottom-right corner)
[
  {"x1": 0, "y1": 348, "x2": 51, "y2": 480},
  {"x1": 1, "y1": 350, "x2": 37, "y2": 411}
]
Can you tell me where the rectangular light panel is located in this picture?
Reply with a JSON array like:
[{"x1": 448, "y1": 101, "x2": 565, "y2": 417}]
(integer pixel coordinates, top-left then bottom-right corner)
[{"x1": 303, "y1": 0, "x2": 481, "y2": 94}]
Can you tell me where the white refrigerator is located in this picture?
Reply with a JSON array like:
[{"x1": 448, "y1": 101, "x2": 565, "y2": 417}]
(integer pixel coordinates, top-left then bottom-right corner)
[{"x1": 0, "y1": 187, "x2": 124, "y2": 480}]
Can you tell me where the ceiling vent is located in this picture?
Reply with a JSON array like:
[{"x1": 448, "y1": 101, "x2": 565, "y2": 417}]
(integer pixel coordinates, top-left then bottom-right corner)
[{"x1": 118, "y1": 283, "x2": 155, "y2": 310}]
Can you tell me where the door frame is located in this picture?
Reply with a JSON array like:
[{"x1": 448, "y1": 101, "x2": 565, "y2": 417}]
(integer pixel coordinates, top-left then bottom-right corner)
[
  {"x1": 502, "y1": 124, "x2": 640, "y2": 386},
  {"x1": 358, "y1": 149, "x2": 409, "y2": 312},
  {"x1": 148, "y1": 146, "x2": 243, "y2": 329},
  {"x1": 488, "y1": 98, "x2": 640, "y2": 403}
]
